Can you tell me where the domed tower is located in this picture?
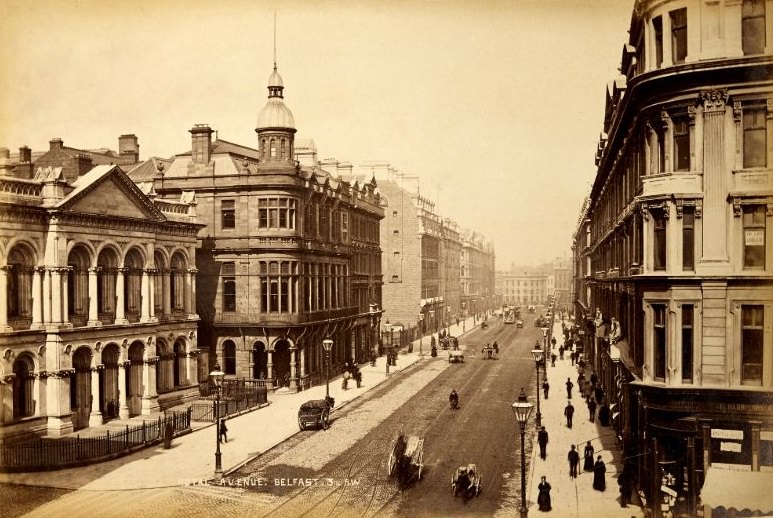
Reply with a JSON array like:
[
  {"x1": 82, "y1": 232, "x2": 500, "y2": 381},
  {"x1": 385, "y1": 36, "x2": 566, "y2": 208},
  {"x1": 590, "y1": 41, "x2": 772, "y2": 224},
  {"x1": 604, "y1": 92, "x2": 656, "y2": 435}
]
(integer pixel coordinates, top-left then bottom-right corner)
[{"x1": 256, "y1": 64, "x2": 297, "y2": 168}]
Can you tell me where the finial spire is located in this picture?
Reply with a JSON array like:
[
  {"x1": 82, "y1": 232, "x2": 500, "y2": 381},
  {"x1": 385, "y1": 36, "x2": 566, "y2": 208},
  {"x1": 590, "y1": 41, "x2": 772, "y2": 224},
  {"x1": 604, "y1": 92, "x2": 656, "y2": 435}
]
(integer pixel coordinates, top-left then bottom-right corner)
[{"x1": 273, "y1": 10, "x2": 277, "y2": 69}]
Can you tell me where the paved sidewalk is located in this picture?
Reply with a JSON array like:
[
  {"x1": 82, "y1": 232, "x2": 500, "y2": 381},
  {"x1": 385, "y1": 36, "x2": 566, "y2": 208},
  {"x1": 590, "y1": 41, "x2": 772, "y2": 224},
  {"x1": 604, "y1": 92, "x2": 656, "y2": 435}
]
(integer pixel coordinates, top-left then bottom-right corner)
[
  {"x1": 526, "y1": 317, "x2": 644, "y2": 517},
  {"x1": 0, "y1": 317, "x2": 482, "y2": 491}
]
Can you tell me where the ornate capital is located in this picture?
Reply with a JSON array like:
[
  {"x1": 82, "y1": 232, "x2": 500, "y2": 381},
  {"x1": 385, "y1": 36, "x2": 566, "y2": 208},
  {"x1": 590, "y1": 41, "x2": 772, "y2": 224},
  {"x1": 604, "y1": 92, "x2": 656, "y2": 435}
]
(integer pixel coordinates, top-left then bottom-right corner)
[
  {"x1": 699, "y1": 89, "x2": 729, "y2": 113},
  {"x1": 695, "y1": 200, "x2": 703, "y2": 219},
  {"x1": 660, "y1": 110, "x2": 671, "y2": 130},
  {"x1": 733, "y1": 101, "x2": 743, "y2": 121},
  {"x1": 767, "y1": 197, "x2": 773, "y2": 217},
  {"x1": 640, "y1": 204, "x2": 650, "y2": 221},
  {"x1": 675, "y1": 199, "x2": 684, "y2": 219},
  {"x1": 145, "y1": 356, "x2": 160, "y2": 365}
]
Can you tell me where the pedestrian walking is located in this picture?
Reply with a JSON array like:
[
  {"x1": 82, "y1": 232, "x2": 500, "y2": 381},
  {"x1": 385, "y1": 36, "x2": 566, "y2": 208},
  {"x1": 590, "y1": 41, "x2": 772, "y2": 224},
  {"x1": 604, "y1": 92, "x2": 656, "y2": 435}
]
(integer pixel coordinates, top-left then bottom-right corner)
[
  {"x1": 567, "y1": 445, "x2": 580, "y2": 478},
  {"x1": 550, "y1": 337, "x2": 557, "y2": 349},
  {"x1": 565, "y1": 377, "x2": 574, "y2": 399},
  {"x1": 559, "y1": 345, "x2": 565, "y2": 360},
  {"x1": 538, "y1": 476, "x2": 552, "y2": 511},
  {"x1": 551, "y1": 353, "x2": 557, "y2": 367},
  {"x1": 542, "y1": 380, "x2": 550, "y2": 399},
  {"x1": 583, "y1": 441, "x2": 595, "y2": 471},
  {"x1": 537, "y1": 426, "x2": 549, "y2": 460},
  {"x1": 564, "y1": 400, "x2": 575, "y2": 428},
  {"x1": 570, "y1": 350, "x2": 576, "y2": 366},
  {"x1": 593, "y1": 455, "x2": 606, "y2": 491},
  {"x1": 588, "y1": 396, "x2": 597, "y2": 422},
  {"x1": 578, "y1": 357, "x2": 586, "y2": 371},
  {"x1": 590, "y1": 372, "x2": 598, "y2": 386},
  {"x1": 577, "y1": 372, "x2": 586, "y2": 393},
  {"x1": 219, "y1": 419, "x2": 228, "y2": 443}
]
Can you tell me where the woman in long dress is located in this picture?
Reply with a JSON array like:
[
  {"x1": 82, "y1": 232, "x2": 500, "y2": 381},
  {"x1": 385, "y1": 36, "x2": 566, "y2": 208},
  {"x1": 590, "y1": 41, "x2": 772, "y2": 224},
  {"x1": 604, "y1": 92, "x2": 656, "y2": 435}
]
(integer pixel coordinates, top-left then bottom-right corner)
[
  {"x1": 537, "y1": 476, "x2": 552, "y2": 511},
  {"x1": 583, "y1": 441, "x2": 595, "y2": 471},
  {"x1": 593, "y1": 455, "x2": 607, "y2": 491}
]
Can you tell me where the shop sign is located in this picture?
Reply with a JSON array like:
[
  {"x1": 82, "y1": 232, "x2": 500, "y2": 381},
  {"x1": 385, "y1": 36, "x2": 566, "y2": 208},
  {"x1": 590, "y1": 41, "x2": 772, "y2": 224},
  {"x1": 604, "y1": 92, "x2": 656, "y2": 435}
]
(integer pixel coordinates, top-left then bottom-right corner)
[
  {"x1": 745, "y1": 229, "x2": 764, "y2": 246},
  {"x1": 761, "y1": 431, "x2": 773, "y2": 441},
  {"x1": 711, "y1": 429, "x2": 744, "y2": 440}
]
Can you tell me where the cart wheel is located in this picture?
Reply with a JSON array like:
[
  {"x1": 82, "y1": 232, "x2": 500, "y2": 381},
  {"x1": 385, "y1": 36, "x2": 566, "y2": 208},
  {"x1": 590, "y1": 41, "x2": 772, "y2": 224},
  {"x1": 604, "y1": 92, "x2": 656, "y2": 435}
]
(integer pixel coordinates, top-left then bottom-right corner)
[
  {"x1": 322, "y1": 410, "x2": 330, "y2": 430},
  {"x1": 417, "y1": 451, "x2": 423, "y2": 479},
  {"x1": 298, "y1": 416, "x2": 305, "y2": 431},
  {"x1": 452, "y1": 479, "x2": 458, "y2": 497},
  {"x1": 388, "y1": 451, "x2": 396, "y2": 476}
]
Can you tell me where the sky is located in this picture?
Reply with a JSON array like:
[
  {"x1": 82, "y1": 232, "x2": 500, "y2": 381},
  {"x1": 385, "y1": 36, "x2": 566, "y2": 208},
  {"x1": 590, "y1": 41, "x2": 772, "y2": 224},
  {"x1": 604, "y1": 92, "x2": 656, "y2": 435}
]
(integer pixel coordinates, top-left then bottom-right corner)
[{"x1": 0, "y1": 0, "x2": 633, "y2": 268}]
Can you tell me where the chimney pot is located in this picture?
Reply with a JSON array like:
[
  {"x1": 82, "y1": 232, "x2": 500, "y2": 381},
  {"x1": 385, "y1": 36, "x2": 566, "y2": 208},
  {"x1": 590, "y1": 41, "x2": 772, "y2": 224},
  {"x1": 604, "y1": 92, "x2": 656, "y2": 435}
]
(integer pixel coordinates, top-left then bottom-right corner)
[{"x1": 19, "y1": 146, "x2": 31, "y2": 163}]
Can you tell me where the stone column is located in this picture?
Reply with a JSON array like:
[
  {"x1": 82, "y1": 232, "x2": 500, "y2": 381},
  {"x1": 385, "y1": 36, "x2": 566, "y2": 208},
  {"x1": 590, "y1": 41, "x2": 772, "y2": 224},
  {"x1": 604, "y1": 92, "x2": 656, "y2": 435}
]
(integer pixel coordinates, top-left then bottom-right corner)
[
  {"x1": 189, "y1": 269, "x2": 197, "y2": 319},
  {"x1": 115, "y1": 268, "x2": 128, "y2": 324},
  {"x1": 289, "y1": 348, "x2": 297, "y2": 390},
  {"x1": 42, "y1": 268, "x2": 52, "y2": 325},
  {"x1": 89, "y1": 365, "x2": 103, "y2": 427},
  {"x1": 0, "y1": 267, "x2": 11, "y2": 331},
  {"x1": 141, "y1": 355, "x2": 160, "y2": 414},
  {"x1": 751, "y1": 421, "x2": 761, "y2": 471},
  {"x1": 1, "y1": 374, "x2": 15, "y2": 424},
  {"x1": 267, "y1": 349, "x2": 274, "y2": 381},
  {"x1": 162, "y1": 269, "x2": 171, "y2": 316},
  {"x1": 50, "y1": 268, "x2": 63, "y2": 325},
  {"x1": 699, "y1": 90, "x2": 730, "y2": 267},
  {"x1": 184, "y1": 269, "x2": 193, "y2": 317},
  {"x1": 61, "y1": 267, "x2": 70, "y2": 327},
  {"x1": 140, "y1": 269, "x2": 151, "y2": 323},
  {"x1": 300, "y1": 347, "x2": 306, "y2": 380},
  {"x1": 148, "y1": 269, "x2": 157, "y2": 321},
  {"x1": 87, "y1": 267, "x2": 101, "y2": 326},
  {"x1": 30, "y1": 267, "x2": 44, "y2": 329},
  {"x1": 187, "y1": 351, "x2": 199, "y2": 385},
  {"x1": 687, "y1": 434, "x2": 697, "y2": 516},
  {"x1": 118, "y1": 362, "x2": 130, "y2": 419}
]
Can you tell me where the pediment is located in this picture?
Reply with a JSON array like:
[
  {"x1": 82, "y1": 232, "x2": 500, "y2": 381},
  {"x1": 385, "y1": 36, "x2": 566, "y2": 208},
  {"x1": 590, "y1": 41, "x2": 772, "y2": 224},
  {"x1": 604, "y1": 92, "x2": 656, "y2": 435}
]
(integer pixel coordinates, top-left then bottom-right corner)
[{"x1": 58, "y1": 165, "x2": 164, "y2": 220}]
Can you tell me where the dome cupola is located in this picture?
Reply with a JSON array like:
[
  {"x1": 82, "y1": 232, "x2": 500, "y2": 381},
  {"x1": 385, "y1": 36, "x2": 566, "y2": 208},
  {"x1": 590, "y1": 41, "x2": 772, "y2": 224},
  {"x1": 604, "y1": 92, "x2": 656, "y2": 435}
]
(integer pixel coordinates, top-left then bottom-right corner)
[{"x1": 256, "y1": 64, "x2": 296, "y2": 131}]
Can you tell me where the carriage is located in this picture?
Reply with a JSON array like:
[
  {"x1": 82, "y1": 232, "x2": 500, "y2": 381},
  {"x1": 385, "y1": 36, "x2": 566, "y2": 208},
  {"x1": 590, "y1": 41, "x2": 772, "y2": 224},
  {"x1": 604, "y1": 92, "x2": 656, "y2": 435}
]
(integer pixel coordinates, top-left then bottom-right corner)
[
  {"x1": 451, "y1": 464, "x2": 482, "y2": 498},
  {"x1": 388, "y1": 433, "x2": 425, "y2": 488},
  {"x1": 448, "y1": 350, "x2": 465, "y2": 363},
  {"x1": 480, "y1": 321, "x2": 488, "y2": 329},
  {"x1": 297, "y1": 396, "x2": 334, "y2": 430},
  {"x1": 481, "y1": 345, "x2": 497, "y2": 359}
]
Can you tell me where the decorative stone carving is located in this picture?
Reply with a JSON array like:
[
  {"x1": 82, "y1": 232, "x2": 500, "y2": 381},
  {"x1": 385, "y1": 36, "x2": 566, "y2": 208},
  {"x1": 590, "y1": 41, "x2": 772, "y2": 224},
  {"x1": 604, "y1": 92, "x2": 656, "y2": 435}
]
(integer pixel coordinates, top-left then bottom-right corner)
[
  {"x1": 733, "y1": 101, "x2": 743, "y2": 121},
  {"x1": 675, "y1": 199, "x2": 684, "y2": 219},
  {"x1": 700, "y1": 89, "x2": 729, "y2": 113},
  {"x1": 732, "y1": 197, "x2": 742, "y2": 217},
  {"x1": 695, "y1": 200, "x2": 703, "y2": 218},
  {"x1": 767, "y1": 197, "x2": 773, "y2": 217},
  {"x1": 3, "y1": 348, "x2": 15, "y2": 361}
]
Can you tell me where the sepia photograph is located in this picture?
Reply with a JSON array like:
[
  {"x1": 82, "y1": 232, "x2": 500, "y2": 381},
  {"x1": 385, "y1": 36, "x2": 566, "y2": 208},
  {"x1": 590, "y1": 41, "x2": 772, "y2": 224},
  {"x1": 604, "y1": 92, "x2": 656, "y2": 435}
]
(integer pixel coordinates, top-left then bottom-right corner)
[{"x1": 0, "y1": 0, "x2": 771, "y2": 517}]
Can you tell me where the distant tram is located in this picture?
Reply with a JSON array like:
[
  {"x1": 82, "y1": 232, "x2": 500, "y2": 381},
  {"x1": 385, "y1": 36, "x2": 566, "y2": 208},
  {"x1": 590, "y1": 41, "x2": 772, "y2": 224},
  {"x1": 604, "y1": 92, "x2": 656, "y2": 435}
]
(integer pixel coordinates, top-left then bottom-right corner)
[{"x1": 503, "y1": 306, "x2": 517, "y2": 324}]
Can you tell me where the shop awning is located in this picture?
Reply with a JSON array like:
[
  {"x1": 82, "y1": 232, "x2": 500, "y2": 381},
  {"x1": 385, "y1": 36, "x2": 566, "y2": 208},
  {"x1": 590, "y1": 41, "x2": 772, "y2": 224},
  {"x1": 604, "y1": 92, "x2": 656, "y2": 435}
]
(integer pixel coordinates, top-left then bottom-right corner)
[{"x1": 700, "y1": 467, "x2": 773, "y2": 513}]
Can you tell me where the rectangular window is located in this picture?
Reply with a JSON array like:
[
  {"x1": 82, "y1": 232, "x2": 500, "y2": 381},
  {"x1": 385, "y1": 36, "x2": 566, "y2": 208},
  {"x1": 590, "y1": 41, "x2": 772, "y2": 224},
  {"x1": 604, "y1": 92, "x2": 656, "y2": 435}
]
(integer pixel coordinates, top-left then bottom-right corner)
[
  {"x1": 681, "y1": 305, "x2": 693, "y2": 383},
  {"x1": 223, "y1": 278, "x2": 236, "y2": 312},
  {"x1": 258, "y1": 197, "x2": 296, "y2": 229},
  {"x1": 671, "y1": 8, "x2": 687, "y2": 63},
  {"x1": 743, "y1": 106, "x2": 767, "y2": 168},
  {"x1": 654, "y1": 212, "x2": 667, "y2": 270},
  {"x1": 653, "y1": 16, "x2": 664, "y2": 68},
  {"x1": 654, "y1": 304, "x2": 667, "y2": 380},
  {"x1": 742, "y1": 0, "x2": 766, "y2": 55},
  {"x1": 741, "y1": 305, "x2": 764, "y2": 384},
  {"x1": 221, "y1": 200, "x2": 235, "y2": 229},
  {"x1": 673, "y1": 117, "x2": 690, "y2": 171},
  {"x1": 743, "y1": 205, "x2": 766, "y2": 268},
  {"x1": 683, "y1": 208, "x2": 694, "y2": 270}
]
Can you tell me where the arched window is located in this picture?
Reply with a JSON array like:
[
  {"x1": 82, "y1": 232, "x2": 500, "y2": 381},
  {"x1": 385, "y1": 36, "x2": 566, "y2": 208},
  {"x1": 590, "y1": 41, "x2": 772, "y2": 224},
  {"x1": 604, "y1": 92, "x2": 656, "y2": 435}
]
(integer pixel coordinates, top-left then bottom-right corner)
[
  {"x1": 170, "y1": 253, "x2": 186, "y2": 311},
  {"x1": 7, "y1": 244, "x2": 35, "y2": 321},
  {"x1": 68, "y1": 245, "x2": 90, "y2": 324},
  {"x1": 12, "y1": 355, "x2": 35, "y2": 419},
  {"x1": 223, "y1": 340, "x2": 237, "y2": 375}
]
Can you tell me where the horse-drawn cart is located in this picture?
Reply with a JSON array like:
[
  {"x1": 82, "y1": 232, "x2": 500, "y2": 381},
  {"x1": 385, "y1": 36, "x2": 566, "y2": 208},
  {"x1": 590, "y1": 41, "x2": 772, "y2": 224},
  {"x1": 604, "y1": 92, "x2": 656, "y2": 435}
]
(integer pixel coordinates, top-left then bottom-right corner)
[
  {"x1": 448, "y1": 350, "x2": 465, "y2": 363},
  {"x1": 481, "y1": 345, "x2": 497, "y2": 359},
  {"x1": 388, "y1": 433, "x2": 425, "y2": 488},
  {"x1": 297, "y1": 396, "x2": 334, "y2": 430},
  {"x1": 451, "y1": 464, "x2": 482, "y2": 499}
]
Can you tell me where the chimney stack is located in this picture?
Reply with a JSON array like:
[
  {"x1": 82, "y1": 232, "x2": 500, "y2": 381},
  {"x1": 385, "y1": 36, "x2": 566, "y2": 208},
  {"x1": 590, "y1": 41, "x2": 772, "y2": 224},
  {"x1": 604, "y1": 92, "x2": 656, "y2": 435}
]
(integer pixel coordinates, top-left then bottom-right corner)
[
  {"x1": 189, "y1": 124, "x2": 213, "y2": 165},
  {"x1": 16, "y1": 146, "x2": 33, "y2": 178},
  {"x1": 75, "y1": 153, "x2": 93, "y2": 176},
  {"x1": 118, "y1": 134, "x2": 139, "y2": 163},
  {"x1": 49, "y1": 138, "x2": 64, "y2": 150}
]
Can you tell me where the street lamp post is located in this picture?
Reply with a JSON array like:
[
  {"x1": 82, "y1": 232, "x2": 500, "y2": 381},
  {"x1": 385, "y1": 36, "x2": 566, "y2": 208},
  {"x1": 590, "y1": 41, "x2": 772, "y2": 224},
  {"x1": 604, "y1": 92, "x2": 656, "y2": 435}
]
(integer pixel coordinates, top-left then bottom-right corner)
[
  {"x1": 322, "y1": 338, "x2": 333, "y2": 400},
  {"x1": 418, "y1": 313, "x2": 424, "y2": 356},
  {"x1": 209, "y1": 362, "x2": 225, "y2": 477},
  {"x1": 512, "y1": 388, "x2": 535, "y2": 518},
  {"x1": 530, "y1": 348, "x2": 544, "y2": 428}
]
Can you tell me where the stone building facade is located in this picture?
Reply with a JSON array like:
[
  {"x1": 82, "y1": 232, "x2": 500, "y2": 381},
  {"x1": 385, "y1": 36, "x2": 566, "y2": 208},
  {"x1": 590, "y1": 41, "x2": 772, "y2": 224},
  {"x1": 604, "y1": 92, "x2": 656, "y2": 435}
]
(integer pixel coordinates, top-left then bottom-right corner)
[
  {"x1": 573, "y1": 1, "x2": 773, "y2": 515},
  {"x1": 143, "y1": 65, "x2": 384, "y2": 391},
  {"x1": 0, "y1": 142, "x2": 201, "y2": 441}
]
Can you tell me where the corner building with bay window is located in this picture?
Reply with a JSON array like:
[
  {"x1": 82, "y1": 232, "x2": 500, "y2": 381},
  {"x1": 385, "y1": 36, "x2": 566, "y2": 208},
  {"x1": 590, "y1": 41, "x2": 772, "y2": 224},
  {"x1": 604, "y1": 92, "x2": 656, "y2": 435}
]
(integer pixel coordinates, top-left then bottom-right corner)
[
  {"x1": 573, "y1": 0, "x2": 773, "y2": 516},
  {"x1": 147, "y1": 65, "x2": 384, "y2": 392}
]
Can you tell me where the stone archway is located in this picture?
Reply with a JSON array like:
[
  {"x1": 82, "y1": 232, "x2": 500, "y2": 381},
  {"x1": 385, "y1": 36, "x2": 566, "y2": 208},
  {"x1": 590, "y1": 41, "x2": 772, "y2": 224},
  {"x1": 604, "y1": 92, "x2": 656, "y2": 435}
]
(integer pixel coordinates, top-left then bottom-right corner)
[
  {"x1": 273, "y1": 340, "x2": 291, "y2": 387},
  {"x1": 70, "y1": 347, "x2": 92, "y2": 431},
  {"x1": 12, "y1": 354, "x2": 35, "y2": 420},
  {"x1": 127, "y1": 341, "x2": 145, "y2": 416},
  {"x1": 252, "y1": 341, "x2": 267, "y2": 379},
  {"x1": 100, "y1": 344, "x2": 120, "y2": 420}
]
